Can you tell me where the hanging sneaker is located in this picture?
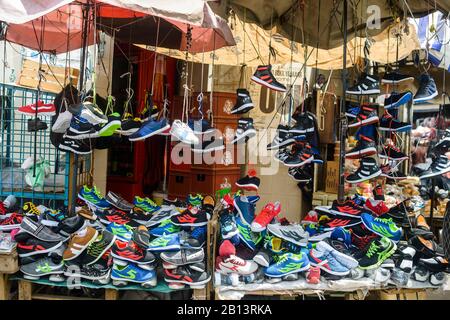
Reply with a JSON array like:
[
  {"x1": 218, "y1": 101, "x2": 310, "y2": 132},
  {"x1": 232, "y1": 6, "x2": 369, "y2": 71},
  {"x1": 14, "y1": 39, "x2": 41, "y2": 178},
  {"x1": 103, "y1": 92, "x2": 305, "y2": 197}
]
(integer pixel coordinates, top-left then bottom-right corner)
[
  {"x1": 111, "y1": 262, "x2": 157, "y2": 287},
  {"x1": 267, "y1": 126, "x2": 297, "y2": 150},
  {"x1": 94, "y1": 112, "x2": 122, "y2": 137},
  {"x1": 230, "y1": 118, "x2": 256, "y2": 144},
  {"x1": 289, "y1": 112, "x2": 315, "y2": 135},
  {"x1": 65, "y1": 115, "x2": 98, "y2": 140},
  {"x1": 373, "y1": 184, "x2": 385, "y2": 201},
  {"x1": 170, "y1": 119, "x2": 199, "y2": 145},
  {"x1": 379, "y1": 144, "x2": 409, "y2": 161},
  {"x1": 217, "y1": 254, "x2": 259, "y2": 275},
  {"x1": 251, "y1": 202, "x2": 281, "y2": 232},
  {"x1": 78, "y1": 185, "x2": 111, "y2": 210},
  {"x1": 361, "y1": 213, "x2": 402, "y2": 242},
  {"x1": 283, "y1": 143, "x2": 316, "y2": 167},
  {"x1": 192, "y1": 134, "x2": 225, "y2": 153},
  {"x1": 188, "y1": 119, "x2": 215, "y2": 135},
  {"x1": 381, "y1": 71, "x2": 414, "y2": 84},
  {"x1": 105, "y1": 191, "x2": 134, "y2": 211},
  {"x1": 357, "y1": 237, "x2": 397, "y2": 270},
  {"x1": 219, "y1": 209, "x2": 239, "y2": 239},
  {"x1": 433, "y1": 128, "x2": 450, "y2": 151},
  {"x1": 160, "y1": 248, "x2": 204, "y2": 266},
  {"x1": 148, "y1": 219, "x2": 180, "y2": 237},
  {"x1": 251, "y1": 65, "x2": 287, "y2": 92},
  {"x1": 235, "y1": 173, "x2": 260, "y2": 191},
  {"x1": 380, "y1": 164, "x2": 407, "y2": 180},
  {"x1": 383, "y1": 91, "x2": 413, "y2": 110},
  {"x1": 140, "y1": 103, "x2": 159, "y2": 121},
  {"x1": 265, "y1": 252, "x2": 310, "y2": 278},
  {"x1": 59, "y1": 137, "x2": 92, "y2": 155},
  {"x1": 288, "y1": 167, "x2": 312, "y2": 183},
  {"x1": 164, "y1": 266, "x2": 211, "y2": 287},
  {"x1": 345, "y1": 135, "x2": 377, "y2": 159},
  {"x1": 52, "y1": 110, "x2": 73, "y2": 133},
  {"x1": 345, "y1": 103, "x2": 360, "y2": 118},
  {"x1": 106, "y1": 222, "x2": 134, "y2": 242},
  {"x1": 346, "y1": 73, "x2": 380, "y2": 95},
  {"x1": 348, "y1": 105, "x2": 379, "y2": 128},
  {"x1": 419, "y1": 155, "x2": 450, "y2": 179},
  {"x1": 69, "y1": 101, "x2": 108, "y2": 125},
  {"x1": 266, "y1": 223, "x2": 309, "y2": 247},
  {"x1": 63, "y1": 226, "x2": 99, "y2": 261},
  {"x1": 129, "y1": 118, "x2": 170, "y2": 142},
  {"x1": 17, "y1": 100, "x2": 56, "y2": 116},
  {"x1": 27, "y1": 118, "x2": 48, "y2": 132},
  {"x1": 413, "y1": 74, "x2": 438, "y2": 104},
  {"x1": 345, "y1": 157, "x2": 381, "y2": 183},
  {"x1": 379, "y1": 112, "x2": 412, "y2": 132},
  {"x1": 117, "y1": 115, "x2": 142, "y2": 136},
  {"x1": 231, "y1": 88, "x2": 254, "y2": 114}
]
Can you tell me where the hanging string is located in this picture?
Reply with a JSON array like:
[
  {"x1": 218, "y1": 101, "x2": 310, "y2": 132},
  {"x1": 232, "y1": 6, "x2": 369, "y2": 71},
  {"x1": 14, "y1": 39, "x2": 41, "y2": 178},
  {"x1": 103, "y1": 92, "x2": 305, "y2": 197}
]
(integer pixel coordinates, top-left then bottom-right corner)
[
  {"x1": 209, "y1": 31, "x2": 216, "y2": 127},
  {"x1": 150, "y1": 17, "x2": 161, "y2": 107},
  {"x1": 267, "y1": 6, "x2": 274, "y2": 66},
  {"x1": 181, "y1": 25, "x2": 192, "y2": 123}
]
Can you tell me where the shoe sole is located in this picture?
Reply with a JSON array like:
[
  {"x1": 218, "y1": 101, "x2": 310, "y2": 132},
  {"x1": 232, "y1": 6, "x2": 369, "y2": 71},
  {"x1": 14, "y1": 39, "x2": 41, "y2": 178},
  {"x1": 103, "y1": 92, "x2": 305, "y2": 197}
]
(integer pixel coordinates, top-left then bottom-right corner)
[
  {"x1": 110, "y1": 252, "x2": 155, "y2": 265},
  {"x1": 345, "y1": 170, "x2": 382, "y2": 183},
  {"x1": 85, "y1": 235, "x2": 117, "y2": 266},
  {"x1": 64, "y1": 269, "x2": 111, "y2": 284},
  {"x1": 358, "y1": 242, "x2": 397, "y2": 270},
  {"x1": 384, "y1": 93, "x2": 413, "y2": 109},
  {"x1": 346, "y1": 89, "x2": 380, "y2": 95},
  {"x1": 378, "y1": 125, "x2": 412, "y2": 132},
  {"x1": 420, "y1": 166, "x2": 450, "y2": 179},
  {"x1": 164, "y1": 275, "x2": 211, "y2": 286},
  {"x1": 59, "y1": 144, "x2": 92, "y2": 155},
  {"x1": 230, "y1": 129, "x2": 257, "y2": 144},
  {"x1": 328, "y1": 209, "x2": 363, "y2": 219},
  {"x1": 347, "y1": 116, "x2": 379, "y2": 128},
  {"x1": 21, "y1": 269, "x2": 64, "y2": 279},
  {"x1": 289, "y1": 128, "x2": 315, "y2": 134},
  {"x1": 116, "y1": 128, "x2": 139, "y2": 136},
  {"x1": 361, "y1": 218, "x2": 400, "y2": 243},
  {"x1": 0, "y1": 224, "x2": 21, "y2": 231},
  {"x1": 170, "y1": 221, "x2": 208, "y2": 227},
  {"x1": 231, "y1": 103, "x2": 254, "y2": 114},
  {"x1": 381, "y1": 77, "x2": 414, "y2": 84},
  {"x1": 283, "y1": 156, "x2": 314, "y2": 168},
  {"x1": 16, "y1": 110, "x2": 56, "y2": 117},
  {"x1": 413, "y1": 90, "x2": 439, "y2": 104},
  {"x1": 148, "y1": 244, "x2": 181, "y2": 252},
  {"x1": 308, "y1": 231, "x2": 333, "y2": 241},
  {"x1": 264, "y1": 264, "x2": 310, "y2": 278},
  {"x1": 98, "y1": 121, "x2": 122, "y2": 137},
  {"x1": 129, "y1": 124, "x2": 171, "y2": 141},
  {"x1": 111, "y1": 276, "x2": 157, "y2": 286},
  {"x1": 18, "y1": 241, "x2": 63, "y2": 257},
  {"x1": 81, "y1": 109, "x2": 108, "y2": 125},
  {"x1": 251, "y1": 76, "x2": 287, "y2": 92},
  {"x1": 64, "y1": 229, "x2": 99, "y2": 261},
  {"x1": 345, "y1": 147, "x2": 377, "y2": 159}
]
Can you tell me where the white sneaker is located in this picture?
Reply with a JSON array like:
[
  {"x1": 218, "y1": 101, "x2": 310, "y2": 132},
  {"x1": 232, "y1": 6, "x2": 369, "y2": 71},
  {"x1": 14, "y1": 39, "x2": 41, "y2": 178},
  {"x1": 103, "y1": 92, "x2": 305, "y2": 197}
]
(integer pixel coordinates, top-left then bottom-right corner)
[
  {"x1": 170, "y1": 119, "x2": 199, "y2": 145},
  {"x1": 52, "y1": 110, "x2": 73, "y2": 133},
  {"x1": 218, "y1": 255, "x2": 258, "y2": 275}
]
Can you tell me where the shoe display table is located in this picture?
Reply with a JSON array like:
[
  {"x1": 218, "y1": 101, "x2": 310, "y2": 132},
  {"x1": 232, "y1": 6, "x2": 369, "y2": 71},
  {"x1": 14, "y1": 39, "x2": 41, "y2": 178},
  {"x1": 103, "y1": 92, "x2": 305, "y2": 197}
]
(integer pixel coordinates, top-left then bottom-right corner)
[{"x1": 0, "y1": 250, "x2": 19, "y2": 300}]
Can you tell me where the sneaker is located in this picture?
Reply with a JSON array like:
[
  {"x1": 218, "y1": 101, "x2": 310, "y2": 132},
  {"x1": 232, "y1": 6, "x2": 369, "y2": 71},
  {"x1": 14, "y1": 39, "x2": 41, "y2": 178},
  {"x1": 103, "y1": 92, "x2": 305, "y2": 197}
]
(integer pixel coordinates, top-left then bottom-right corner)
[
  {"x1": 105, "y1": 191, "x2": 134, "y2": 211},
  {"x1": 345, "y1": 135, "x2": 377, "y2": 159},
  {"x1": 17, "y1": 100, "x2": 56, "y2": 116},
  {"x1": 95, "y1": 208, "x2": 131, "y2": 225},
  {"x1": 358, "y1": 237, "x2": 396, "y2": 269},
  {"x1": 380, "y1": 164, "x2": 407, "y2": 180},
  {"x1": 348, "y1": 224, "x2": 378, "y2": 250},
  {"x1": 306, "y1": 266, "x2": 321, "y2": 284},
  {"x1": 382, "y1": 71, "x2": 414, "y2": 84},
  {"x1": 160, "y1": 248, "x2": 204, "y2": 266},
  {"x1": 345, "y1": 157, "x2": 381, "y2": 183},
  {"x1": 171, "y1": 208, "x2": 208, "y2": 227},
  {"x1": 379, "y1": 144, "x2": 409, "y2": 161},
  {"x1": 57, "y1": 215, "x2": 86, "y2": 237},
  {"x1": 219, "y1": 210, "x2": 239, "y2": 240},
  {"x1": 94, "y1": 113, "x2": 121, "y2": 137},
  {"x1": 186, "y1": 194, "x2": 203, "y2": 208},
  {"x1": 308, "y1": 248, "x2": 350, "y2": 276},
  {"x1": 267, "y1": 126, "x2": 296, "y2": 150},
  {"x1": 235, "y1": 174, "x2": 260, "y2": 191},
  {"x1": 363, "y1": 199, "x2": 389, "y2": 216},
  {"x1": 218, "y1": 239, "x2": 236, "y2": 257},
  {"x1": 78, "y1": 185, "x2": 111, "y2": 210},
  {"x1": 70, "y1": 101, "x2": 108, "y2": 124},
  {"x1": 187, "y1": 225, "x2": 207, "y2": 248},
  {"x1": 253, "y1": 248, "x2": 271, "y2": 267},
  {"x1": 147, "y1": 233, "x2": 181, "y2": 252},
  {"x1": 288, "y1": 167, "x2": 313, "y2": 183},
  {"x1": 133, "y1": 196, "x2": 160, "y2": 214},
  {"x1": 129, "y1": 118, "x2": 170, "y2": 142},
  {"x1": 315, "y1": 241, "x2": 359, "y2": 269},
  {"x1": 361, "y1": 213, "x2": 402, "y2": 242},
  {"x1": 82, "y1": 230, "x2": 116, "y2": 265},
  {"x1": 348, "y1": 105, "x2": 379, "y2": 128},
  {"x1": 379, "y1": 112, "x2": 412, "y2": 132},
  {"x1": 17, "y1": 238, "x2": 63, "y2": 257},
  {"x1": 289, "y1": 112, "x2": 315, "y2": 135},
  {"x1": 20, "y1": 256, "x2": 64, "y2": 279},
  {"x1": 266, "y1": 223, "x2": 309, "y2": 247},
  {"x1": 59, "y1": 137, "x2": 92, "y2": 155},
  {"x1": 149, "y1": 219, "x2": 180, "y2": 237},
  {"x1": 329, "y1": 199, "x2": 367, "y2": 218},
  {"x1": 170, "y1": 119, "x2": 199, "y2": 145},
  {"x1": 164, "y1": 266, "x2": 211, "y2": 287},
  {"x1": 105, "y1": 222, "x2": 133, "y2": 242},
  {"x1": 63, "y1": 226, "x2": 99, "y2": 261},
  {"x1": 19, "y1": 217, "x2": 65, "y2": 242},
  {"x1": 396, "y1": 245, "x2": 416, "y2": 273},
  {"x1": 0, "y1": 213, "x2": 23, "y2": 231},
  {"x1": 117, "y1": 116, "x2": 142, "y2": 136},
  {"x1": 330, "y1": 227, "x2": 352, "y2": 247},
  {"x1": 111, "y1": 240, "x2": 155, "y2": 265},
  {"x1": 429, "y1": 272, "x2": 446, "y2": 286},
  {"x1": 345, "y1": 104, "x2": 360, "y2": 118},
  {"x1": 346, "y1": 73, "x2": 380, "y2": 95},
  {"x1": 218, "y1": 254, "x2": 259, "y2": 275},
  {"x1": 419, "y1": 256, "x2": 449, "y2": 273},
  {"x1": 433, "y1": 128, "x2": 450, "y2": 150},
  {"x1": 111, "y1": 262, "x2": 157, "y2": 287},
  {"x1": 274, "y1": 148, "x2": 291, "y2": 163},
  {"x1": 233, "y1": 196, "x2": 255, "y2": 225},
  {"x1": 27, "y1": 118, "x2": 48, "y2": 132},
  {"x1": 265, "y1": 252, "x2": 310, "y2": 277},
  {"x1": 413, "y1": 74, "x2": 438, "y2": 104},
  {"x1": 235, "y1": 216, "x2": 263, "y2": 250},
  {"x1": 419, "y1": 155, "x2": 450, "y2": 179},
  {"x1": 319, "y1": 216, "x2": 362, "y2": 230},
  {"x1": 413, "y1": 264, "x2": 429, "y2": 282},
  {"x1": 391, "y1": 268, "x2": 410, "y2": 286},
  {"x1": 283, "y1": 143, "x2": 316, "y2": 167},
  {"x1": 251, "y1": 65, "x2": 286, "y2": 92},
  {"x1": 131, "y1": 225, "x2": 151, "y2": 248},
  {"x1": 230, "y1": 118, "x2": 256, "y2": 144},
  {"x1": 383, "y1": 91, "x2": 413, "y2": 109},
  {"x1": 65, "y1": 116, "x2": 98, "y2": 139},
  {"x1": 231, "y1": 89, "x2": 254, "y2": 114},
  {"x1": 251, "y1": 202, "x2": 281, "y2": 232}
]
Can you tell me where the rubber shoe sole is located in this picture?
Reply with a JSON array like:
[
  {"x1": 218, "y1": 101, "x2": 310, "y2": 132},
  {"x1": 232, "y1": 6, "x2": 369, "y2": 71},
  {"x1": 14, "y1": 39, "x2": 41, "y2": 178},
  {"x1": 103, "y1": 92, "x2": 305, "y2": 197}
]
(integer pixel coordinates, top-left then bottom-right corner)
[{"x1": 251, "y1": 76, "x2": 287, "y2": 92}]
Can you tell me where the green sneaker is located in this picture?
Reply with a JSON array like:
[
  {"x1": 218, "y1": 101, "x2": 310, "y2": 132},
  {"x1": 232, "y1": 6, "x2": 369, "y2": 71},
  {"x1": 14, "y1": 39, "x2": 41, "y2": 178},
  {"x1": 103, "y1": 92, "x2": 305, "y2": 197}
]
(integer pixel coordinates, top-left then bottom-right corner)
[
  {"x1": 97, "y1": 112, "x2": 121, "y2": 137},
  {"x1": 358, "y1": 236, "x2": 397, "y2": 270},
  {"x1": 235, "y1": 215, "x2": 263, "y2": 250},
  {"x1": 133, "y1": 196, "x2": 161, "y2": 213}
]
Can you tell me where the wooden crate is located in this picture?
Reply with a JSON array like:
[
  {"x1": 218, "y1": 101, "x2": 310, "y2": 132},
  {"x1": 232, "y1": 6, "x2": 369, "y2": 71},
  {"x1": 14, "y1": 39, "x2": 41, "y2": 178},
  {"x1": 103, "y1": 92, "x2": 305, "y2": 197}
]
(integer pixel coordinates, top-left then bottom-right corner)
[
  {"x1": 0, "y1": 250, "x2": 19, "y2": 274},
  {"x1": 325, "y1": 161, "x2": 339, "y2": 194},
  {"x1": 18, "y1": 59, "x2": 79, "y2": 94},
  {"x1": 312, "y1": 191, "x2": 338, "y2": 207}
]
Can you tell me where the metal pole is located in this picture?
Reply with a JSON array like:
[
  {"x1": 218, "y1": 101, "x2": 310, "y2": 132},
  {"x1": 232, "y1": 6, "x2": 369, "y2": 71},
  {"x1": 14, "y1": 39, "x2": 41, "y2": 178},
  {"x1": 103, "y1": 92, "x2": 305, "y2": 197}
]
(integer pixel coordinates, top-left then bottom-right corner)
[{"x1": 338, "y1": 0, "x2": 348, "y2": 202}]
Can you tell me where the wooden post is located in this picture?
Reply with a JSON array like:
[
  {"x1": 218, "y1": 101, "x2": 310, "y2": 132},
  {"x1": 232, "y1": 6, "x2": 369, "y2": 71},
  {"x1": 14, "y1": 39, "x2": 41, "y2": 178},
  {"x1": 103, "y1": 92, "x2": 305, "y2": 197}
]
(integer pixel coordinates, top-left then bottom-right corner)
[
  {"x1": 0, "y1": 274, "x2": 10, "y2": 300},
  {"x1": 18, "y1": 280, "x2": 33, "y2": 300},
  {"x1": 104, "y1": 288, "x2": 119, "y2": 300}
]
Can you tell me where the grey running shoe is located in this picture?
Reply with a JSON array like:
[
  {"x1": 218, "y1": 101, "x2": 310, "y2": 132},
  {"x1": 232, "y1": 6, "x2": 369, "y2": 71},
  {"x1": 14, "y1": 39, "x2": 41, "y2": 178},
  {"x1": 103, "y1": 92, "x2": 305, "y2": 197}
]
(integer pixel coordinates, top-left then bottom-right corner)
[
  {"x1": 267, "y1": 223, "x2": 309, "y2": 247},
  {"x1": 146, "y1": 206, "x2": 178, "y2": 227},
  {"x1": 105, "y1": 191, "x2": 134, "y2": 211},
  {"x1": 160, "y1": 248, "x2": 204, "y2": 266},
  {"x1": 20, "y1": 256, "x2": 64, "y2": 279}
]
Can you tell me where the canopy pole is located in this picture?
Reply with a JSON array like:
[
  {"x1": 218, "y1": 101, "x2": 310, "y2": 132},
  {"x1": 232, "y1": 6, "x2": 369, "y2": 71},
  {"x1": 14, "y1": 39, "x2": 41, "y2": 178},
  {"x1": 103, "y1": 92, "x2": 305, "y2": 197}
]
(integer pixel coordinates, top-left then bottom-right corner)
[{"x1": 338, "y1": 0, "x2": 348, "y2": 202}]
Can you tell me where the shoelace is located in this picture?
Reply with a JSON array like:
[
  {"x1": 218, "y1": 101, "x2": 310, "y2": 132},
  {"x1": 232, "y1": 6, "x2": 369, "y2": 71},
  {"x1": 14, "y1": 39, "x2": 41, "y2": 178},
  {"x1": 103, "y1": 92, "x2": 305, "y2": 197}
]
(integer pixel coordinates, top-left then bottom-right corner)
[
  {"x1": 144, "y1": 198, "x2": 158, "y2": 207},
  {"x1": 93, "y1": 186, "x2": 104, "y2": 200},
  {"x1": 275, "y1": 253, "x2": 290, "y2": 266},
  {"x1": 366, "y1": 242, "x2": 379, "y2": 258},
  {"x1": 229, "y1": 257, "x2": 245, "y2": 266},
  {"x1": 374, "y1": 217, "x2": 393, "y2": 225}
]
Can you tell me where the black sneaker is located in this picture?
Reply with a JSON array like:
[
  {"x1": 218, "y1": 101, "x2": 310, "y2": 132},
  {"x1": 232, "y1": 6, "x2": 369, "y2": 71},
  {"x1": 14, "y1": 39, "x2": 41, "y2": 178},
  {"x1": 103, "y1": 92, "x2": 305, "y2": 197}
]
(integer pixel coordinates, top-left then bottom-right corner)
[
  {"x1": 57, "y1": 215, "x2": 86, "y2": 237},
  {"x1": 192, "y1": 135, "x2": 225, "y2": 153},
  {"x1": 418, "y1": 256, "x2": 448, "y2": 273},
  {"x1": 283, "y1": 144, "x2": 316, "y2": 168},
  {"x1": 93, "y1": 113, "x2": 121, "y2": 137},
  {"x1": 345, "y1": 135, "x2": 377, "y2": 159},
  {"x1": 348, "y1": 105, "x2": 379, "y2": 128},
  {"x1": 67, "y1": 257, "x2": 111, "y2": 284},
  {"x1": 288, "y1": 167, "x2": 312, "y2": 182},
  {"x1": 345, "y1": 103, "x2": 360, "y2": 118},
  {"x1": 381, "y1": 71, "x2": 414, "y2": 84},
  {"x1": 132, "y1": 225, "x2": 151, "y2": 248},
  {"x1": 231, "y1": 88, "x2": 254, "y2": 114},
  {"x1": 433, "y1": 128, "x2": 450, "y2": 151},
  {"x1": 380, "y1": 200, "x2": 410, "y2": 227},
  {"x1": 267, "y1": 125, "x2": 296, "y2": 150},
  {"x1": 82, "y1": 230, "x2": 116, "y2": 265},
  {"x1": 65, "y1": 116, "x2": 98, "y2": 139},
  {"x1": 128, "y1": 208, "x2": 153, "y2": 226},
  {"x1": 230, "y1": 118, "x2": 256, "y2": 144},
  {"x1": 117, "y1": 116, "x2": 142, "y2": 136},
  {"x1": 346, "y1": 73, "x2": 380, "y2": 95},
  {"x1": 28, "y1": 118, "x2": 48, "y2": 132},
  {"x1": 164, "y1": 266, "x2": 210, "y2": 287},
  {"x1": 17, "y1": 238, "x2": 63, "y2": 257},
  {"x1": 289, "y1": 112, "x2": 315, "y2": 135},
  {"x1": 141, "y1": 104, "x2": 159, "y2": 121},
  {"x1": 274, "y1": 148, "x2": 290, "y2": 162},
  {"x1": 357, "y1": 237, "x2": 396, "y2": 269},
  {"x1": 235, "y1": 175, "x2": 260, "y2": 191},
  {"x1": 251, "y1": 65, "x2": 287, "y2": 92},
  {"x1": 105, "y1": 191, "x2": 134, "y2": 211},
  {"x1": 379, "y1": 112, "x2": 412, "y2": 132},
  {"x1": 413, "y1": 74, "x2": 438, "y2": 104},
  {"x1": 383, "y1": 91, "x2": 413, "y2": 110},
  {"x1": 345, "y1": 157, "x2": 381, "y2": 183},
  {"x1": 419, "y1": 155, "x2": 450, "y2": 179},
  {"x1": 59, "y1": 137, "x2": 92, "y2": 155},
  {"x1": 379, "y1": 144, "x2": 409, "y2": 161}
]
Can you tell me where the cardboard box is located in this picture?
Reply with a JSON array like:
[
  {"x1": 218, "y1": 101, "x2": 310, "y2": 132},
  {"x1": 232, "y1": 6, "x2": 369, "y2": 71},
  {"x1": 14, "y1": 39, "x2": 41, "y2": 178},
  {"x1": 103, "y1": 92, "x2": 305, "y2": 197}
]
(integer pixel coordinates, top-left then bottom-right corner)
[{"x1": 325, "y1": 161, "x2": 339, "y2": 194}]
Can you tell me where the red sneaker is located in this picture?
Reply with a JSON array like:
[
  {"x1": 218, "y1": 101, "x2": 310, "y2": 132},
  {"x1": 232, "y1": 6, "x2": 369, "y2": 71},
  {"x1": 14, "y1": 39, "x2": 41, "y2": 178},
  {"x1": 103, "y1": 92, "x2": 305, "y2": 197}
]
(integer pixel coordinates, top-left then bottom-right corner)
[
  {"x1": 17, "y1": 100, "x2": 56, "y2": 116},
  {"x1": 218, "y1": 239, "x2": 236, "y2": 257},
  {"x1": 250, "y1": 202, "x2": 281, "y2": 232},
  {"x1": 306, "y1": 266, "x2": 321, "y2": 284},
  {"x1": 364, "y1": 199, "x2": 389, "y2": 216},
  {"x1": 301, "y1": 210, "x2": 318, "y2": 224},
  {"x1": 0, "y1": 202, "x2": 6, "y2": 216},
  {"x1": 220, "y1": 194, "x2": 234, "y2": 209},
  {"x1": 0, "y1": 213, "x2": 23, "y2": 231},
  {"x1": 111, "y1": 240, "x2": 155, "y2": 266}
]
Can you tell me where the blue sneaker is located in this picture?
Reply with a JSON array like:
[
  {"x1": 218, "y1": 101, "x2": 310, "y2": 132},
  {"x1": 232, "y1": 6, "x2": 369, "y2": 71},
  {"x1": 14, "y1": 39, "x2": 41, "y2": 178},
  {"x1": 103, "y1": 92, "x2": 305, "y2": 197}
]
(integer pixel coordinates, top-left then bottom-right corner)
[
  {"x1": 128, "y1": 118, "x2": 170, "y2": 142},
  {"x1": 413, "y1": 74, "x2": 438, "y2": 104},
  {"x1": 247, "y1": 195, "x2": 260, "y2": 205},
  {"x1": 78, "y1": 185, "x2": 111, "y2": 209},
  {"x1": 384, "y1": 91, "x2": 413, "y2": 109},
  {"x1": 40, "y1": 209, "x2": 67, "y2": 226},
  {"x1": 351, "y1": 194, "x2": 366, "y2": 206},
  {"x1": 361, "y1": 213, "x2": 402, "y2": 242},
  {"x1": 149, "y1": 219, "x2": 181, "y2": 237},
  {"x1": 187, "y1": 225, "x2": 207, "y2": 248},
  {"x1": 111, "y1": 262, "x2": 156, "y2": 287},
  {"x1": 264, "y1": 252, "x2": 310, "y2": 277},
  {"x1": 330, "y1": 227, "x2": 352, "y2": 248},
  {"x1": 220, "y1": 210, "x2": 239, "y2": 239},
  {"x1": 345, "y1": 104, "x2": 360, "y2": 118},
  {"x1": 148, "y1": 233, "x2": 181, "y2": 251},
  {"x1": 308, "y1": 247, "x2": 350, "y2": 276},
  {"x1": 106, "y1": 222, "x2": 134, "y2": 242},
  {"x1": 133, "y1": 196, "x2": 161, "y2": 213},
  {"x1": 235, "y1": 215, "x2": 263, "y2": 250},
  {"x1": 233, "y1": 196, "x2": 255, "y2": 225},
  {"x1": 229, "y1": 233, "x2": 241, "y2": 246}
]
